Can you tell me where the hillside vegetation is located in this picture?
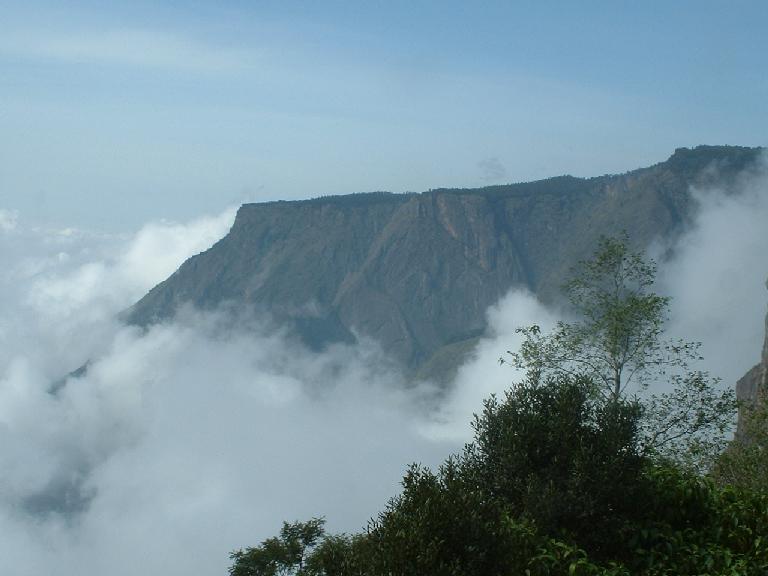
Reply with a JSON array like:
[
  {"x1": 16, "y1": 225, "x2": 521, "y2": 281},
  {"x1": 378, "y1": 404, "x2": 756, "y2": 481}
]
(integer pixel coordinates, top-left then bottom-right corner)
[{"x1": 228, "y1": 237, "x2": 768, "y2": 575}]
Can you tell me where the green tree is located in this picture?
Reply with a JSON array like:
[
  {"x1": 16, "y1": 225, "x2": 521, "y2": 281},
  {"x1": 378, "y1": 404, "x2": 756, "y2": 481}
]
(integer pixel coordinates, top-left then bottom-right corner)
[
  {"x1": 230, "y1": 518, "x2": 325, "y2": 576},
  {"x1": 505, "y1": 235, "x2": 736, "y2": 470},
  {"x1": 351, "y1": 373, "x2": 645, "y2": 574},
  {"x1": 465, "y1": 373, "x2": 645, "y2": 559},
  {"x1": 507, "y1": 235, "x2": 693, "y2": 398},
  {"x1": 229, "y1": 373, "x2": 768, "y2": 575},
  {"x1": 640, "y1": 371, "x2": 737, "y2": 474}
]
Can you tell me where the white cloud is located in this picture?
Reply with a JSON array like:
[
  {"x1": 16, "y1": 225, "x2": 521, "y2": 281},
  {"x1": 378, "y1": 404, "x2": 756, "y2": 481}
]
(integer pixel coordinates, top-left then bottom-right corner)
[
  {"x1": 0, "y1": 207, "x2": 236, "y2": 394},
  {"x1": 477, "y1": 157, "x2": 507, "y2": 183},
  {"x1": 0, "y1": 29, "x2": 256, "y2": 73},
  {"x1": 24, "y1": 207, "x2": 236, "y2": 321},
  {"x1": 0, "y1": 208, "x2": 453, "y2": 575},
  {"x1": 119, "y1": 208, "x2": 237, "y2": 291},
  {"x1": 0, "y1": 209, "x2": 18, "y2": 232},
  {"x1": 422, "y1": 290, "x2": 558, "y2": 441},
  {"x1": 659, "y1": 155, "x2": 768, "y2": 387},
  {"x1": 0, "y1": 308, "x2": 452, "y2": 576}
]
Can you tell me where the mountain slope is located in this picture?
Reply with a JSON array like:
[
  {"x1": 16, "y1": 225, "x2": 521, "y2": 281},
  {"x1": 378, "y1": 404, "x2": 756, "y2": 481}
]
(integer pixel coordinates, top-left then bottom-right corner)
[
  {"x1": 126, "y1": 145, "x2": 763, "y2": 374},
  {"x1": 736, "y1": 280, "x2": 768, "y2": 437}
]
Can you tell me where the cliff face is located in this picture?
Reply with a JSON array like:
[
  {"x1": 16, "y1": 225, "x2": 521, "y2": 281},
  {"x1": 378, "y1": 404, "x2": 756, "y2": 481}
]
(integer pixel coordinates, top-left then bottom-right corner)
[
  {"x1": 125, "y1": 145, "x2": 763, "y2": 374},
  {"x1": 736, "y1": 283, "x2": 768, "y2": 436}
]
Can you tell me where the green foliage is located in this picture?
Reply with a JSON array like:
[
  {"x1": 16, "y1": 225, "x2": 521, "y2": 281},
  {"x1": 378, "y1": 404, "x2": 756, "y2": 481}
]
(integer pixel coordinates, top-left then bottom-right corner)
[
  {"x1": 466, "y1": 374, "x2": 644, "y2": 556},
  {"x1": 525, "y1": 540, "x2": 630, "y2": 576},
  {"x1": 507, "y1": 234, "x2": 697, "y2": 398},
  {"x1": 641, "y1": 371, "x2": 737, "y2": 474},
  {"x1": 229, "y1": 374, "x2": 767, "y2": 575},
  {"x1": 714, "y1": 386, "x2": 768, "y2": 494},
  {"x1": 303, "y1": 533, "x2": 371, "y2": 576},
  {"x1": 363, "y1": 458, "x2": 546, "y2": 576},
  {"x1": 622, "y1": 466, "x2": 768, "y2": 575},
  {"x1": 563, "y1": 234, "x2": 669, "y2": 396},
  {"x1": 506, "y1": 235, "x2": 736, "y2": 471},
  {"x1": 228, "y1": 235, "x2": 762, "y2": 576},
  {"x1": 229, "y1": 518, "x2": 325, "y2": 576}
]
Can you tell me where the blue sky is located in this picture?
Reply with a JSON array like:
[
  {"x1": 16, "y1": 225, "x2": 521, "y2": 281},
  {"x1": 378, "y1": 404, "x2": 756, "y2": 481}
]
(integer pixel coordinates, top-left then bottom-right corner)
[{"x1": 1, "y1": 0, "x2": 767, "y2": 229}]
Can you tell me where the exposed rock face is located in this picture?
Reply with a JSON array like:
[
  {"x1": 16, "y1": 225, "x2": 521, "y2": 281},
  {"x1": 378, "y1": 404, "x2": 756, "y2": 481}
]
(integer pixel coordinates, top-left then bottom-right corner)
[
  {"x1": 125, "y1": 145, "x2": 763, "y2": 374},
  {"x1": 736, "y1": 282, "x2": 768, "y2": 437}
]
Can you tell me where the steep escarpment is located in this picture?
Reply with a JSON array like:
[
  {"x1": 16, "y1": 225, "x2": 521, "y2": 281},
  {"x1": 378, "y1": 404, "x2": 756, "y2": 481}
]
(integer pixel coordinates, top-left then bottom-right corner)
[
  {"x1": 736, "y1": 281, "x2": 768, "y2": 437},
  {"x1": 128, "y1": 193, "x2": 405, "y2": 349},
  {"x1": 125, "y1": 145, "x2": 763, "y2": 373}
]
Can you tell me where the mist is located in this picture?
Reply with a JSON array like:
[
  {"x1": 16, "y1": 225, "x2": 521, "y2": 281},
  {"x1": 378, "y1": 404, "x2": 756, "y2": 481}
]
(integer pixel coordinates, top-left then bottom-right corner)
[
  {"x1": 659, "y1": 155, "x2": 768, "y2": 387},
  {"x1": 0, "y1": 210, "x2": 457, "y2": 575},
  {"x1": 1, "y1": 161, "x2": 766, "y2": 575}
]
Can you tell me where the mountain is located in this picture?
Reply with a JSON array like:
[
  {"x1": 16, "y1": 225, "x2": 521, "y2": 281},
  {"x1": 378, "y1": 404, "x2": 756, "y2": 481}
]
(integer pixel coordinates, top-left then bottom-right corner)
[{"x1": 125, "y1": 145, "x2": 763, "y2": 377}]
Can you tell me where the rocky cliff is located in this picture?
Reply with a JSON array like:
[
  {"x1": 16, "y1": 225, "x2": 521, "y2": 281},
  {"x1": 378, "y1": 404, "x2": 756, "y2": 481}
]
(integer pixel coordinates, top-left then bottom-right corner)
[
  {"x1": 736, "y1": 281, "x2": 768, "y2": 437},
  {"x1": 125, "y1": 145, "x2": 763, "y2": 375}
]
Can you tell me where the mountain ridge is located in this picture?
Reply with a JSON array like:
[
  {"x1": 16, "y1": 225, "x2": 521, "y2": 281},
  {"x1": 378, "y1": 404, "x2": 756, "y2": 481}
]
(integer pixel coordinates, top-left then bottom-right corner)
[{"x1": 125, "y1": 145, "x2": 764, "y2": 376}]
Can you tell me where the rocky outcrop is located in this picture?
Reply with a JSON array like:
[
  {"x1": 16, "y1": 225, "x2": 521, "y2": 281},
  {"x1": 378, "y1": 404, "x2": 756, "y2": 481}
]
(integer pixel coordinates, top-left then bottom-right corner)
[
  {"x1": 125, "y1": 145, "x2": 763, "y2": 375},
  {"x1": 736, "y1": 281, "x2": 768, "y2": 437}
]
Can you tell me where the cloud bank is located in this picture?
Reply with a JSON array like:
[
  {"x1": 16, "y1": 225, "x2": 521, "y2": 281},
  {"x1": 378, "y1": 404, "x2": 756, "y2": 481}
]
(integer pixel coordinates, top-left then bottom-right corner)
[
  {"x1": 0, "y1": 161, "x2": 766, "y2": 575},
  {"x1": 0, "y1": 208, "x2": 458, "y2": 575},
  {"x1": 659, "y1": 157, "x2": 768, "y2": 387}
]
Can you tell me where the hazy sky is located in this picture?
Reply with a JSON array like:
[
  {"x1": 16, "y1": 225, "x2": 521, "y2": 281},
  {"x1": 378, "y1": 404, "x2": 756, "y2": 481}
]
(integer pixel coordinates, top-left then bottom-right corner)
[{"x1": 2, "y1": 1, "x2": 767, "y2": 229}]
